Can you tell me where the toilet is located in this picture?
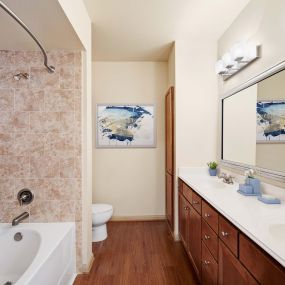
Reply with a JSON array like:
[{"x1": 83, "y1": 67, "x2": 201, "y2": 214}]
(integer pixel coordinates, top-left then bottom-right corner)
[{"x1": 92, "y1": 204, "x2": 113, "y2": 242}]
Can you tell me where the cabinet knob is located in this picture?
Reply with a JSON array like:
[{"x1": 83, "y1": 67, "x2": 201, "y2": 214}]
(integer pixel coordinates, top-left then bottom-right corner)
[
  {"x1": 221, "y1": 231, "x2": 229, "y2": 237},
  {"x1": 204, "y1": 213, "x2": 210, "y2": 218},
  {"x1": 193, "y1": 200, "x2": 199, "y2": 205},
  {"x1": 204, "y1": 234, "x2": 210, "y2": 240},
  {"x1": 203, "y1": 260, "x2": 210, "y2": 265},
  {"x1": 184, "y1": 206, "x2": 189, "y2": 211}
]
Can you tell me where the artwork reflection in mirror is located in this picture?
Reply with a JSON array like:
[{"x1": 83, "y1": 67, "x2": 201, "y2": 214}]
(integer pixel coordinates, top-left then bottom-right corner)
[{"x1": 222, "y1": 68, "x2": 285, "y2": 173}]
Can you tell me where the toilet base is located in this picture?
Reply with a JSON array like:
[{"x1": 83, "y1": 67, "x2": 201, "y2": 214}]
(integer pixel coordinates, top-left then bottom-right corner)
[{"x1": 92, "y1": 224, "x2": 107, "y2": 242}]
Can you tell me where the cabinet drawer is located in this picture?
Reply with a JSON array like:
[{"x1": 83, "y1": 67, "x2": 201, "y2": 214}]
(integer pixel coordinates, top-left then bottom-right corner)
[
  {"x1": 202, "y1": 219, "x2": 218, "y2": 261},
  {"x1": 182, "y1": 183, "x2": 192, "y2": 203},
  {"x1": 192, "y1": 191, "x2": 202, "y2": 214},
  {"x1": 202, "y1": 241, "x2": 218, "y2": 285},
  {"x1": 219, "y1": 216, "x2": 238, "y2": 257},
  {"x1": 202, "y1": 200, "x2": 218, "y2": 233},
  {"x1": 239, "y1": 233, "x2": 285, "y2": 285}
]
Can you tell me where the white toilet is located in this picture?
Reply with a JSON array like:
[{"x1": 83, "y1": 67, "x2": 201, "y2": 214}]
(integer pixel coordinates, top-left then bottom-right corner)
[{"x1": 92, "y1": 204, "x2": 113, "y2": 242}]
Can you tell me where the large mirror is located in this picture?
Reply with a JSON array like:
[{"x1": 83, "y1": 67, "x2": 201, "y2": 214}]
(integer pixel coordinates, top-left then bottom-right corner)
[{"x1": 222, "y1": 65, "x2": 285, "y2": 176}]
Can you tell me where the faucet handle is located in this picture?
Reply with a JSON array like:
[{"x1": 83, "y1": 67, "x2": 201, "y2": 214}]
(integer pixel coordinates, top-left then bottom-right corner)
[
  {"x1": 218, "y1": 172, "x2": 226, "y2": 179},
  {"x1": 17, "y1": 189, "x2": 34, "y2": 206}
]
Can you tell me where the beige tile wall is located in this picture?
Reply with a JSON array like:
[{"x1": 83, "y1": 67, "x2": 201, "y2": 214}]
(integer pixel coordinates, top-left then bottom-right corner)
[{"x1": 0, "y1": 50, "x2": 83, "y2": 270}]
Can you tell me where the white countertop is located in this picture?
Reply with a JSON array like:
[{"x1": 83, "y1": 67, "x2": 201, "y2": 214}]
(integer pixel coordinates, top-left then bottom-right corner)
[{"x1": 179, "y1": 167, "x2": 285, "y2": 267}]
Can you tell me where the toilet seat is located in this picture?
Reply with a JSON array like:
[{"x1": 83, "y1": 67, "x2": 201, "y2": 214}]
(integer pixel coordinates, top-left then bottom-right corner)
[{"x1": 92, "y1": 204, "x2": 113, "y2": 214}]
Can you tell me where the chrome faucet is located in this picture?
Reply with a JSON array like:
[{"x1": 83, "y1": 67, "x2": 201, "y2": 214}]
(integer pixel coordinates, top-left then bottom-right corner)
[
  {"x1": 12, "y1": 212, "x2": 29, "y2": 226},
  {"x1": 218, "y1": 172, "x2": 234, "y2": 184}
]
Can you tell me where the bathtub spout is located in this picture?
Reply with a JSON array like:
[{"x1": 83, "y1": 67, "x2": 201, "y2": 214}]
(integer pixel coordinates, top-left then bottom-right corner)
[{"x1": 12, "y1": 212, "x2": 29, "y2": 226}]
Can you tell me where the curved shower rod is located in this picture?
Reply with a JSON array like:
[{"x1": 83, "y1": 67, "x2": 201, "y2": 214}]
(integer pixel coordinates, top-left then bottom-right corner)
[{"x1": 0, "y1": 0, "x2": 55, "y2": 73}]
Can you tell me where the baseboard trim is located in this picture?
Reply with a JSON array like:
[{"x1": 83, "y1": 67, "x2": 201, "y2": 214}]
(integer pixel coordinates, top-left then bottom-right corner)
[
  {"x1": 111, "y1": 215, "x2": 166, "y2": 222},
  {"x1": 81, "y1": 254, "x2": 94, "y2": 273}
]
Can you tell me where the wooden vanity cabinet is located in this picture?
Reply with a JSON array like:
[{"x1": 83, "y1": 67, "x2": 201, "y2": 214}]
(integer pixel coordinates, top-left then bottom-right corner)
[
  {"x1": 179, "y1": 192, "x2": 189, "y2": 248},
  {"x1": 202, "y1": 241, "x2": 218, "y2": 285},
  {"x1": 188, "y1": 204, "x2": 202, "y2": 278},
  {"x1": 178, "y1": 182, "x2": 201, "y2": 280},
  {"x1": 218, "y1": 241, "x2": 258, "y2": 285},
  {"x1": 239, "y1": 233, "x2": 285, "y2": 285},
  {"x1": 178, "y1": 178, "x2": 285, "y2": 285}
]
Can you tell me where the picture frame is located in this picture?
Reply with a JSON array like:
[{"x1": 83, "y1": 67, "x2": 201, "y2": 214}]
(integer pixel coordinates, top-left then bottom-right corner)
[{"x1": 96, "y1": 104, "x2": 156, "y2": 148}]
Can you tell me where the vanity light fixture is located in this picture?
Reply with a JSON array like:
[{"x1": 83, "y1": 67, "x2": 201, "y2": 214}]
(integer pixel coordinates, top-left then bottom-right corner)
[{"x1": 216, "y1": 41, "x2": 260, "y2": 80}]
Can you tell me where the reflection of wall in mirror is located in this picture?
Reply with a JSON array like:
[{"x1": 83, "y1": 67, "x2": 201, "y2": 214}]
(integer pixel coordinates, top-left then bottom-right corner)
[
  {"x1": 256, "y1": 70, "x2": 285, "y2": 172},
  {"x1": 223, "y1": 84, "x2": 257, "y2": 165}
]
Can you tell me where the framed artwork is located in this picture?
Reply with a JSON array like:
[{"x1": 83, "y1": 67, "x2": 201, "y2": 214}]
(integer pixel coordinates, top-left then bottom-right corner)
[
  {"x1": 96, "y1": 104, "x2": 156, "y2": 148},
  {"x1": 256, "y1": 100, "x2": 285, "y2": 143}
]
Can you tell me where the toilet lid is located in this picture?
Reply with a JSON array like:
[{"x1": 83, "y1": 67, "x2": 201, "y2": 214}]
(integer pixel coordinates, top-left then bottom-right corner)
[{"x1": 92, "y1": 204, "x2": 113, "y2": 214}]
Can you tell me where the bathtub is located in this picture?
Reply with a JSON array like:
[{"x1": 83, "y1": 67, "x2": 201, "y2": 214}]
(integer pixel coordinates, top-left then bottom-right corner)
[{"x1": 0, "y1": 223, "x2": 76, "y2": 285}]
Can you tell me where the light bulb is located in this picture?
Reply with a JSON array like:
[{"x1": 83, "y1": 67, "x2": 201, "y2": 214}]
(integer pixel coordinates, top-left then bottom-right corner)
[
  {"x1": 215, "y1": 60, "x2": 228, "y2": 75},
  {"x1": 222, "y1": 52, "x2": 235, "y2": 68},
  {"x1": 230, "y1": 41, "x2": 247, "y2": 62}
]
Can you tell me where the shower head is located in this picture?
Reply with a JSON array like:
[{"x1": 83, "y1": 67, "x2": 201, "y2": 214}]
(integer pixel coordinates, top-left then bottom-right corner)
[{"x1": 13, "y1": 73, "x2": 30, "y2": 81}]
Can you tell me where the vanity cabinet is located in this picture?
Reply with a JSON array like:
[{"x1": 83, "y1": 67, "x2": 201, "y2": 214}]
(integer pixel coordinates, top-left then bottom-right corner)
[
  {"x1": 178, "y1": 178, "x2": 285, "y2": 285},
  {"x1": 188, "y1": 204, "x2": 202, "y2": 277},
  {"x1": 202, "y1": 241, "x2": 218, "y2": 285},
  {"x1": 179, "y1": 192, "x2": 189, "y2": 248},
  {"x1": 218, "y1": 240, "x2": 258, "y2": 285},
  {"x1": 178, "y1": 186, "x2": 201, "y2": 279},
  {"x1": 239, "y1": 233, "x2": 285, "y2": 285}
]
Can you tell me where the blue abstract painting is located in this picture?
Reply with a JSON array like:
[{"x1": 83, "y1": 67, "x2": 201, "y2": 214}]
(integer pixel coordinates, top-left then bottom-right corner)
[
  {"x1": 257, "y1": 100, "x2": 285, "y2": 142},
  {"x1": 97, "y1": 104, "x2": 155, "y2": 147}
]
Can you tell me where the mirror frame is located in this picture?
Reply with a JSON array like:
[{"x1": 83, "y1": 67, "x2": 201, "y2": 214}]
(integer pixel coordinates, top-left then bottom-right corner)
[{"x1": 220, "y1": 60, "x2": 285, "y2": 182}]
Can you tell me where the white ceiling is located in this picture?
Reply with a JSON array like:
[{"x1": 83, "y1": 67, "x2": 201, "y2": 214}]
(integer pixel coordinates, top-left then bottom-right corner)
[
  {"x1": 0, "y1": 0, "x2": 83, "y2": 51},
  {"x1": 84, "y1": 0, "x2": 250, "y2": 61}
]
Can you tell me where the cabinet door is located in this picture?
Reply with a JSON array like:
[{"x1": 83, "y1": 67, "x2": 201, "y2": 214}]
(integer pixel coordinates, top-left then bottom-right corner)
[
  {"x1": 202, "y1": 242, "x2": 218, "y2": 285},
  {"x1": 166, "y1": 173, "x2": 173, "y2": 229},
  {"x1": 165, "y1": 87, "x2": 174, "y2": 175},
  {"x1": 179, "y1": 193, "x2": 189, "y2": 248},
  {"x1": 188, "y1": 206, "x2": 202, "y2": 279},
  {"x1": 218, "y1": 241, "x2": 258, "y2": 285}
]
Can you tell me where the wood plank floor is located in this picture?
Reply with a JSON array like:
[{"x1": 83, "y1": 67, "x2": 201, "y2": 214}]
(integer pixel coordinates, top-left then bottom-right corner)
[{"x1": 74, "y1": 221, "x2": 199, "y2": 285}]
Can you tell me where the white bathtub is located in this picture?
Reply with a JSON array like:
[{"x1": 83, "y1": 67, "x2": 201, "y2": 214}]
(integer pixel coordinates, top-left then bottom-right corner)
[{"x1": 0, "y1": 223, "x2": 76, "y2": 285}]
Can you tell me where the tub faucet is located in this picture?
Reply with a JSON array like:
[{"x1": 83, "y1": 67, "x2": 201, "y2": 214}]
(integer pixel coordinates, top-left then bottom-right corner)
[
  {"x1": 218, "y1": 172, "x2": 234, "y2": 184},
  {"x1": 12, "y1": 211, "x2": 29, "y2": 226}
]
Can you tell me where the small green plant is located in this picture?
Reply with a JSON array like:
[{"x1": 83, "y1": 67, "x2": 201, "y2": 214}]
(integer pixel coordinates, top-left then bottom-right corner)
[{"x1": 207, "y1": 161, "x2": 218, "y2": 169}]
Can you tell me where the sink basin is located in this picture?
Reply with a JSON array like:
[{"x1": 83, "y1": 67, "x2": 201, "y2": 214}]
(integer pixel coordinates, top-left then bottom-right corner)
[
  {"x1": 269, "y1": 224, "x2": 285, "y2": 239},
  {"x1": 201, "y1": 179, "x2": 227, "y2": 189}
]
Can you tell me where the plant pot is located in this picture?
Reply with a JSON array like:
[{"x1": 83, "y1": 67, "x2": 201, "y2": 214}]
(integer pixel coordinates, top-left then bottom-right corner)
[
  {"x1": 208, "y1": 168, "x2": 217, "y2": 176},
  {"x1": 246, "y1": 177, "x2": 261, "y2": 195}
]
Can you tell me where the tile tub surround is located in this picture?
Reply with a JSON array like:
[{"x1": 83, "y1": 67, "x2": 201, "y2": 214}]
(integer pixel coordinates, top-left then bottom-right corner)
[
  {"x1": 179, "y1": 167, "x2": 285, "y2": 267},
  {"x1": 0, "y1": 50, "x2": 83, "y2": 271}
]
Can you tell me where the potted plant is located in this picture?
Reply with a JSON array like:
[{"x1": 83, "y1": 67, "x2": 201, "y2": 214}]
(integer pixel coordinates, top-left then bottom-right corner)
[
  {"x1": 207, "y1": 161, "x2": 218, "y2": 176},
  {"x1": 244, "y1": 169, "x2": 261, "y2": 195}
]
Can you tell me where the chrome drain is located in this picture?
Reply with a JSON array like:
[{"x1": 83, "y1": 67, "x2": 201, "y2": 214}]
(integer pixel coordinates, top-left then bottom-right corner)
[
  {"x1": 4, "y1": 282, "x2": 12, "y2": 285},
  {"x1": 14, "y1": 232, "x2": 23, "y2": 241}
]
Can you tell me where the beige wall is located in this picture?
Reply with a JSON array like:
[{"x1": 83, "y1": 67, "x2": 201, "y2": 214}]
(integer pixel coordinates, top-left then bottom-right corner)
[
  {"x1": 218, "y1": 0, "x2": 285, "y2": 93},
  {"x1": 173, "y1": 40, "x2": 219, "y2": 236},
  {"x1": 58, "y1": 0, "x2": 93, "y2": 272},
  {"x1": 93, "y1": 62, "x2": 168, "y2": 218},
  {"x1": 218, "y1": 0, "x2": 285, "y2": 186},
  {"x1": 168, "y1": 44, "x2": 175, "y2": 88}
]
